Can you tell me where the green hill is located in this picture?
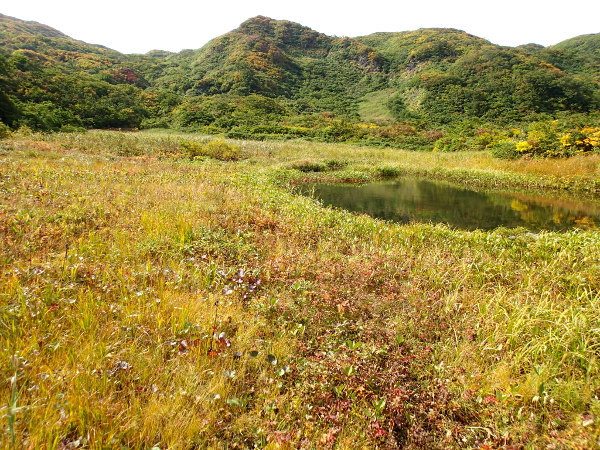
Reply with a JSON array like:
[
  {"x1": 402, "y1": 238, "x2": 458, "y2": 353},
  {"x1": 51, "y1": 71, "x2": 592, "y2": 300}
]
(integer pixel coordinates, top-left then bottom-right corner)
[
  {"x1": 0, "y1": 13, "x2": 164, "y2": 129},
  {"x1": 152, "y1": 16, "x2": 387, "y2": 117},
  {"x1": 547, "y1": 33, "x2": 600, "y2": 79},
  {"x1": 0, "y1": 13, "x2": 599, "y2": 142},
  {"x1": 356, "y1": 28, "x2": 599, "y2": 123}
]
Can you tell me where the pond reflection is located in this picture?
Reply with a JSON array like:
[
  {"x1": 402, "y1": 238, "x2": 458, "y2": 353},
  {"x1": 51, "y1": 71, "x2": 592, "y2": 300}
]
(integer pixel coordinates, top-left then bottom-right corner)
[{"x1": 299, "y1": 177, "x2": 600, "y2": 231}]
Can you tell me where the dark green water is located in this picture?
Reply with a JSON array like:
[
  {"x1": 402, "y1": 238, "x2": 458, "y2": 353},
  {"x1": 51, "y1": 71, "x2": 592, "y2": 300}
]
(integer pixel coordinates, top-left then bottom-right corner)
[{"x1": 300, "y1": 177, "x2": 600, "y2": 231}]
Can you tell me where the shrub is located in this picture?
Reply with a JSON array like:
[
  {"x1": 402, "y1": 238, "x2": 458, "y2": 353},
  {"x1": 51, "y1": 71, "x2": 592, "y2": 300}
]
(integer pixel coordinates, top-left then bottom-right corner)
[
  {"x1": 290, "y1": 161, "x2": 328, "y2": 172},
  {"x1": 60, "y1": 124, "x2": 86, "y2": 133},
  {"x1": 376, "y1": 123, "x2": 417, "y2": 139},
  {"x1": 0, "y1": 121, "x2": 11, "y2": 139},
  {"x1": 474, "y1": 130, "x2": 499, "y2": 149},
  {"x1": 20, "y1": 101, "x2": 84, "y2": 131},
  {"x1": 180, "y1": 139, "x2": 242, "y2": 161},
  {"x1": 433, "y1": 135, "x2": 468, "y2": 152},
  {"x1": 491, "y1": 141, "x2": 520, "y2": 159},
  {"x1": 523, "y1": 121, "x2": 563, "y2": 157},
  {"x1": 560, "y1": 127, "x2": 600, "y2": 154},
  {"x1": 13, "y1": 126, "x2": 34, "y2": 137},
  {"x1": 422, "y1": 130, "x2": 444, "y2": 142},
  {"x1": 140, "y1": 118, "x2": 170, "y2": 129},
  {"x1": 325, "y1": 159, "x2": 348, "y2": 170},
  {"x1": 397, "y1": 135, "x2": 435, "y2": 151},
  {"x1": 225, "y1": 129, "x2": 253, "y2": 140},
  {"x1": 515, "y1": 141, "x2": 533, "y2": 154},
  {"x1": 377, "y1": 166, "x2": 401, "y2": 177}
]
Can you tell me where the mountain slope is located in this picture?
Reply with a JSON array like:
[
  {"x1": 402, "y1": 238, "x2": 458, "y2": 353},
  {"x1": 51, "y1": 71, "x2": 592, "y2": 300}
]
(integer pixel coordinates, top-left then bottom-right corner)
[
  {"x1": 0, "y1": 13, "x2": 165, "y2": 128},
  {"x1": 0, "y1": 13, "x2": 123, "y2": 73},
  {"x1": 152, "y1": 16, "x2": 387, "y2": 117},
  {"x1": 547, "y1": 33, "x2": 600, "y2": 78},
  {"x1": 356, "y1": 28, "x2": 492, "y2": 68},
  {"x1": 355, "y1": 28, "x2": 600, "y2": 123},
  {"x1": 0, "y1": 13, "x2": 598, "y2": 132},
  {"x1": 0, "y1": 13, "x2": 68, "y2": 39}
]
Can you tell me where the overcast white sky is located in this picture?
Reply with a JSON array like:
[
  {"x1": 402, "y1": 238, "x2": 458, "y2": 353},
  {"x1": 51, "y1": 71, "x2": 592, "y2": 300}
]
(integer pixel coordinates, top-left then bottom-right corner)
[{"x1": 2, "y1": 0, "x2": 599, "y2": 54}]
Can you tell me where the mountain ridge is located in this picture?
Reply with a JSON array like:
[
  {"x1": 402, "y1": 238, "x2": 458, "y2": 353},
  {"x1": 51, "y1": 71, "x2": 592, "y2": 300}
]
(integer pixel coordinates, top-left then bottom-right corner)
[
  {"x1": 0, "y1": 12, "x2": 69, "y2": 39},
  {"x1": 4, "y1": 12, "x2": 597, "y2": 59}
]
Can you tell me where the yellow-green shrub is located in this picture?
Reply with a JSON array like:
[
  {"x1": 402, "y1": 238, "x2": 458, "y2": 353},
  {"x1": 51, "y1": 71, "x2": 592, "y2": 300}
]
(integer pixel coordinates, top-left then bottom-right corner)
[
  {"x1": 180, "y1": 139, "x2": 242, "y2": 160},
  {"x1": 0, "y1": 121, "x2": 11, "y2": 139},
  {"x1": 560, "y1": 126, "x2": 600, "y2": 153}
]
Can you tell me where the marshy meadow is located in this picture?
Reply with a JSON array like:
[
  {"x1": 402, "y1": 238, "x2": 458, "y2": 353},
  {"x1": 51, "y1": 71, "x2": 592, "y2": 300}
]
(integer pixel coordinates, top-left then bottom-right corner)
[{"x1": 1, "y1": 130, "x2": 599, "y2": 448}]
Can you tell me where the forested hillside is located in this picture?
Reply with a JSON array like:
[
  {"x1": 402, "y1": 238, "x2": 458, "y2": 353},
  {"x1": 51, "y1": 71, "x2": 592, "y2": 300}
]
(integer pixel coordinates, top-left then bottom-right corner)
[
  {"x1": 1, "y1": 13, "x2": 599, "y2": 154},
  {"x1": 357, "y1": 28, "x2": 599, "y2": 122}
]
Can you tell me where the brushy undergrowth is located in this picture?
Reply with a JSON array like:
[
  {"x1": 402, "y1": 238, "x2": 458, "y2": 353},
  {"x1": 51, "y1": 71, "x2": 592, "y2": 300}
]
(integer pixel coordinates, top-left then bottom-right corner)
[
  {"x1": 1, "y1": 130, "x2": 600, "y2": 448},
  {"x1": 180, "y1": 139, "x2": 243, "y2": 161}
]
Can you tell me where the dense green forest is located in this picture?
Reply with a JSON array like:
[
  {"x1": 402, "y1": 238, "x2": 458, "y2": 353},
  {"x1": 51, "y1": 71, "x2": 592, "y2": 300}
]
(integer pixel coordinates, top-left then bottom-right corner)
[{"x1": 1, "y1": 13, "x2": 599, "y2": 156}]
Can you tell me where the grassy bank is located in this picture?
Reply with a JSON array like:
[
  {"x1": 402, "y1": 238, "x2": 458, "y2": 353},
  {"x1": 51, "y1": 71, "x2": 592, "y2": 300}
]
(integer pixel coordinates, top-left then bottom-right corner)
[{"x1": 1, "y1": 131, "x2": 600, "y2": 448}]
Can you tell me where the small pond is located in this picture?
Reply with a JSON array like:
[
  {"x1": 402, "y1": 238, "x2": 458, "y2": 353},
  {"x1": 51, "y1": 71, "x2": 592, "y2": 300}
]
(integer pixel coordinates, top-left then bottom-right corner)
[{"x1": 299, "y1": 177, "x2": 600, "y2": 232}]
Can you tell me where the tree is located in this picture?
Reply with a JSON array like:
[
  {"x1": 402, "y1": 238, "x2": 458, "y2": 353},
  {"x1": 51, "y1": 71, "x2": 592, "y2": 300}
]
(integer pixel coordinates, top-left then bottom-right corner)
[{"x1": 0, "y1": 53, "x2": 19, "y2": 126}]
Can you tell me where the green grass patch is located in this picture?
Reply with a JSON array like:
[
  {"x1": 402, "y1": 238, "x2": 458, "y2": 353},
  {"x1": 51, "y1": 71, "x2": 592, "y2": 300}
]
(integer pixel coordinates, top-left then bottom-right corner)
[
  {"x1": 180, "y1": 138, "x2": 242, "y2": 160},
  {"x1": 358, "y1": 89, "x2": 396, "y2": 123}
]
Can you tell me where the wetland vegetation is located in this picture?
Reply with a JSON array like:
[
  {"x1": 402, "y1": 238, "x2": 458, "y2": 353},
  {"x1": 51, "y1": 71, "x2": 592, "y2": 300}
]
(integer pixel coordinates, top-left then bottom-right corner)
[
  {"x1": 1, "y1": 130, "x2": 600, "y2": 447},
  {"x1": 1, "y1": 10, "x2": 600, "y2": 448}
]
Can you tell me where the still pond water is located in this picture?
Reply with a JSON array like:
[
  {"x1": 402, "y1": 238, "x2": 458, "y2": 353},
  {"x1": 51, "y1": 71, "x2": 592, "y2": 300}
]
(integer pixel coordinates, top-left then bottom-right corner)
[{"x1": 300, "y1": 177, "x2": 600, "y2": 232}]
